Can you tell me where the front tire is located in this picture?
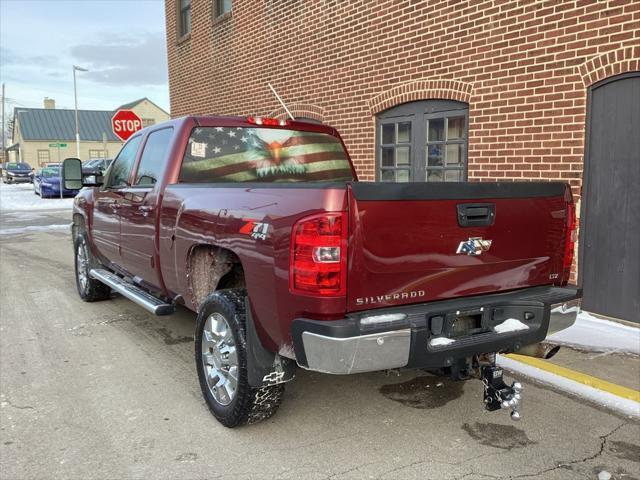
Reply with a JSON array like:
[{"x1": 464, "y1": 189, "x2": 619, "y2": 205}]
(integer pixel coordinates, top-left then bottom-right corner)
[
  {"x1": 195, "y1": 289, "x2": 284, "y2": 428},
  {"x1": 74, "y1": 232, "x2": 111, "y2": 302}
]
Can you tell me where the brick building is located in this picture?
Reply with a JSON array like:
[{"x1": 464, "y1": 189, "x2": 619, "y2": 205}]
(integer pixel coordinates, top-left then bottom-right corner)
[{"x1": 165, "y1": 0, "x2": 639, "y2": 321}]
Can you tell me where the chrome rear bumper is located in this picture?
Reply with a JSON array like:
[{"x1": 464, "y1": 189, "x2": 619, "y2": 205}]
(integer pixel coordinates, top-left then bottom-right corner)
[
  {"x1": 293, "y1": 286, "x2": 581, "y2": 375},
  {"x1": 301, "y1": 329, "x2": 410, "y2": 375},
  {"x1": 548, "y1": 297, "x2": 581, "y2": 335}
]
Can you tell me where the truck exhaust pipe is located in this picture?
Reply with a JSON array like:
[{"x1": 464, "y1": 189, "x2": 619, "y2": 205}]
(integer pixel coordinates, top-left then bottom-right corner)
[{"x1": 517, "y1": 343, "x2": 561, "y2": 360}]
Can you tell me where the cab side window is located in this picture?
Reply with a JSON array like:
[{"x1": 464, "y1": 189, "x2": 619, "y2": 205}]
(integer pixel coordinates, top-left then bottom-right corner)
[
  {"x1": 134, "y1": 128, "x2": 174, "y2": 186},
  {"x1": 107, "y1": 135, "x2": 142, "y2": 188}
]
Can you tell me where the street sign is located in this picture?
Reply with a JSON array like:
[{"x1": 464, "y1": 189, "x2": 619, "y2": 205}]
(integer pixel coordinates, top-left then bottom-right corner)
[
  {"x1": 111, "y1": 109, "x2": 142, "y2": 142},
  {"x1": 49, "y1": 143, "x2": 68, "y2": 147}
]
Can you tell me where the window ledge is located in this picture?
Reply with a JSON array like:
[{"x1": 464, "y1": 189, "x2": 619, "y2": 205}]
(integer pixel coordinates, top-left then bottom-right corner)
[
  {"x1": 213, "y1": 10, "x2": 232, "y2": 26},
  {"x1": 176, "y1": 32, "x2": 191, "y2": 45}
]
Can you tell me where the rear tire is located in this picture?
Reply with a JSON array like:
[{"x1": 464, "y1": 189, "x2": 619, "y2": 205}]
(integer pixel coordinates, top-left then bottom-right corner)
[
  {"x1": 195, "y1": 289, "x2": 285, "y2": 428},
  {"x1": 74, "y1": 232, "x2": 111, "y2": 302}
]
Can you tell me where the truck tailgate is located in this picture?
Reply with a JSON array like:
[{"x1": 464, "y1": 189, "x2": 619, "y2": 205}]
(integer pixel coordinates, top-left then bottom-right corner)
[{"x1": 347, "y1": 182, "x2": 569, "y2": 312}]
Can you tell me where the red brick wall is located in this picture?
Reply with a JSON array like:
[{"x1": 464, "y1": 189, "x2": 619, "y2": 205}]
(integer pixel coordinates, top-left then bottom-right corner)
[{"x1": 166, "y1": 0, "x2": 640, "y2": 279}]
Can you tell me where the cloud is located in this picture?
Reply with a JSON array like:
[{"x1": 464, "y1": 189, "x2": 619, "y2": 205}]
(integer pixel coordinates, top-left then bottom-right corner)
[
  {"x1": 0, "y1": 47, "x2": 18, "y2": 66},
  {"x1": 1, "y1": 47, "x2": 67, "y2": 85},
  {"x1": 70, "y1": 32, "x2": 167, "y2": 87},
  {"x1": 1, "y1": 48, "x2": 59, "y2": 68}
]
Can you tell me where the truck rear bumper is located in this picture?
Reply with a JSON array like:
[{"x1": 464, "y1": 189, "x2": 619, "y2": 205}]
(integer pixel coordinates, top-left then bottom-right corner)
[{"x1": 292, "y1": 286, "x2": 581, "y2": 375}]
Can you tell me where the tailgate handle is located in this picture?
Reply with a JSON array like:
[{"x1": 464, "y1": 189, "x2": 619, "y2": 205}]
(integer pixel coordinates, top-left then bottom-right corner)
[{"x1": 457, "y1": 203, "x2": 495, "y2": 227}]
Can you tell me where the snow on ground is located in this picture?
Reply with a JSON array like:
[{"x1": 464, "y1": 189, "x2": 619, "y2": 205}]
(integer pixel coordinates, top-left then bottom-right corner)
[
  {"x1": 547, "y1": 310, "x2": 640, "y2": 355},
  {"x1": 0, "y1": 224, "x2": 70, "y2": 236},
  {"x1": 0, "y1": 182, "x2": 74, "y2": 211}
]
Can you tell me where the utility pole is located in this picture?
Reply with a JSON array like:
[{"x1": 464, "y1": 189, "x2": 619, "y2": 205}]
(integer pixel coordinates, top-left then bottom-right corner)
[
  {"x1": 73, "y1": 65, "x2": 89, "y2": 159},
  {"x1": 1, "y1": 83, "x2": 5, "y2": 163}
]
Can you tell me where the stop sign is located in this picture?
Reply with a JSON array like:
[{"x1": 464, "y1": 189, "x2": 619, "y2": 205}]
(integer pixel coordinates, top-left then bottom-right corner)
[{"x1": 111, "y1": 109, "x2": 143, "y2": 142}]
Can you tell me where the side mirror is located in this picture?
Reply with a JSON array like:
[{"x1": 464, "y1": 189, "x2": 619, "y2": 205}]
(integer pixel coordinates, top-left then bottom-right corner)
[
  {"x1": 62, "y1": 157, "x2": 103, "y2": 188},
  {"x1": 62, "y1": 158, "x2": 83, "y2": 190}
]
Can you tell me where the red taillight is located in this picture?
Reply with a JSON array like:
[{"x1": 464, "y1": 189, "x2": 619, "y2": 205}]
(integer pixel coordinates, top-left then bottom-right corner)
[
  {"x1": 561, "y1": 187, "x2": 577, "y2": 285},
  {"x1": 247, "y1": 116, "x2": 289, "y2": 127},
  {"x1": 290, "y1": 212, "x2": 347, "y2": 296}
]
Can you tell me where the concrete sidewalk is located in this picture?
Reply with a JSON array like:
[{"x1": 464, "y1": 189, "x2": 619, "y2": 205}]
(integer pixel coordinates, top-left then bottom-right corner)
[
  {"x1": 547, "y1": 347, "x2": 639, "y2": 392},
  {"x1": 500, "y1": 312, "x2": 640, "y2": 419},
  {"x1": 545, "y1": 310, "x2": 639, "y2": 393}
]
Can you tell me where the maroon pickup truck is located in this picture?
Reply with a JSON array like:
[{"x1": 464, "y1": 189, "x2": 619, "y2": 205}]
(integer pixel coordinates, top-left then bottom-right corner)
[{"x1": 62, "y1": 115, "x2": 581, "y2": 427}]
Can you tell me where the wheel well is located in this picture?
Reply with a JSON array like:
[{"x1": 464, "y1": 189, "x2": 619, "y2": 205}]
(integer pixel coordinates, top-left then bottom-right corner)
[{"x1": 188, "y1": 245, "x2": 245, "y2": 309}]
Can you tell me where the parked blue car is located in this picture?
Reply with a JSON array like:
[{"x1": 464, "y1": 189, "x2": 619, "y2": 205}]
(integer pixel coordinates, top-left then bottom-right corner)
[
  {"x1": 2, "y1": 162, "x2": 33, "y2": 183},
  {"x1": 33, "y1": 166, "x2": 80, "y2": 198}
]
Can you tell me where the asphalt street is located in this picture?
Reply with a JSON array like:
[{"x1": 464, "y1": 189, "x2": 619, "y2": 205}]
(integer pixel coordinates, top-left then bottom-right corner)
[{"x1": 1, "y1": 209, "x2": 639, "y2": 480}]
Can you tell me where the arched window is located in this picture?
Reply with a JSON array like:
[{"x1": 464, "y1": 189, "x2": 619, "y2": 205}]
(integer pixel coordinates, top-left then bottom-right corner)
[
  {"x1": 296, "y1": 117, "x2": 324, "y2": 125},
  {"x1": 376, "y1": 100, "x2": 468, "y2": 182}
]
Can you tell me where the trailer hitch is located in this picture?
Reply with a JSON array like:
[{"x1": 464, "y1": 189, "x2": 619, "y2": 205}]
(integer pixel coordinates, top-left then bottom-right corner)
[{"x1": 481, "y1": 364, "x2": 522, "y2": 421}]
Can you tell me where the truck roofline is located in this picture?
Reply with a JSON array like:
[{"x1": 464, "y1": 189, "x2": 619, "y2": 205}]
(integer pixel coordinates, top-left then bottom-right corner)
[{"x1": 159, "y1": 115, "x2": 341, "y2": 137}]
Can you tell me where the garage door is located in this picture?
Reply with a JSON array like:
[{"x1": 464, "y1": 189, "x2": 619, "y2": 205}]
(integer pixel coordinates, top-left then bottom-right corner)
[{"x1": 581, "y1": 72, "x2": 640, "y2": 322}]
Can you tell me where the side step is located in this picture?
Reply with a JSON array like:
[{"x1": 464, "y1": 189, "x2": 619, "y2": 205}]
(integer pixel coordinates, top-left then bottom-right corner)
[{"x1": 89, "y1": 268, "x2": 175, "y2": 316}]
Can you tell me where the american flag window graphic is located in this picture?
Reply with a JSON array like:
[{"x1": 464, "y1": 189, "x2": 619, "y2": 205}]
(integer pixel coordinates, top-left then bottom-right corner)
[{"x1": 180, "y1": 127, "x2": 354, "y2": 183}]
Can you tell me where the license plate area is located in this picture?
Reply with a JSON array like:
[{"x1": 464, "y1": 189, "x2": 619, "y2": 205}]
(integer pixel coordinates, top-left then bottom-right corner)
[
  {"x1": 447, "y1": 308, "x2": 489, "y2": 337},
  {"x1": 427, "y1": 302, "x2": 544, "y2": 340}
]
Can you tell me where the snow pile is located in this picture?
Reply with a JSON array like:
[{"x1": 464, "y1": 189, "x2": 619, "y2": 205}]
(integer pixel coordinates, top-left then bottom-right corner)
[
  {"x1": 493, "y1": 318, "x2": 530, "y2": 334},
  {"x1": 360, "y1": 313, "x2": 407, "y2": 325},
  {"x1": 0, "y1": 182, "x2": 74, "y2": 211},
  {"x1": 547, "y1": 310, "x2": 640, "y2": 355},
  {"x1": 429, "y1": 337, "x2": 455, "y2": 347}
]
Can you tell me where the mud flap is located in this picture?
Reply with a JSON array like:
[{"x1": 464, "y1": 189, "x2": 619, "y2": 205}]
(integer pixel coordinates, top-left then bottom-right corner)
[{"x1": 245, "y1": 299, "x2": 296, "y2": 388}]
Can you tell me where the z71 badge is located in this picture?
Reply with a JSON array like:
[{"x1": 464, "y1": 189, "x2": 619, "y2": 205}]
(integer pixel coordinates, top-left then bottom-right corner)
[
  {"x1": 456, "y1": 237, "x2": 492, "y2": 256},
  {"x1": 240, "y1": 219, "x2": 270, "y2": 241}
]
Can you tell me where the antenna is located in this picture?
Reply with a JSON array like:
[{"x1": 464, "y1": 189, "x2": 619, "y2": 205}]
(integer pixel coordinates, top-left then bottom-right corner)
[{"x1": 268, "y1": 83, "x2": 295, "y2": 120}]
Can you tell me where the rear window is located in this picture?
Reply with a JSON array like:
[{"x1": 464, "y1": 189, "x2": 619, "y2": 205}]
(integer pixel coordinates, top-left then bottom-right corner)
[
  {"x1": 41, "y1": 167, "x2": 59, "y2": 177},
  {"x1": 179, "y1": 127, "x2": 354, "y2": 183}
]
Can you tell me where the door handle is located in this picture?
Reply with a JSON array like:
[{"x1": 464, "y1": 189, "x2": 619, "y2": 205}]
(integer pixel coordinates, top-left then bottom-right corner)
[
  {"x1": 457, "y1": 203, "x2": 496, "y2": 227},
  {"x1": 216, "y1": 208, "x2": 229, "y2": 230}
]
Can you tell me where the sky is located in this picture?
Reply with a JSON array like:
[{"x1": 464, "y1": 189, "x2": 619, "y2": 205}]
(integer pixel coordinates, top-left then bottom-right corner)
[{"x1": 0, "y1": 0, "x2": 169, "y2": 118}]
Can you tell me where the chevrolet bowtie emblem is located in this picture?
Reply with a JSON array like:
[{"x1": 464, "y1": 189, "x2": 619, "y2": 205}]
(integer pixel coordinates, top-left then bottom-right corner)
[{"x1": 456, "y1": 237, "x2": 492, "y2": 256}]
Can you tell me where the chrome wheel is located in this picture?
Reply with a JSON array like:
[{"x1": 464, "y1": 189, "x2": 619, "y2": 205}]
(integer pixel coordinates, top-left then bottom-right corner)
[
  {"x1": 76, "y1": 241, "x2": 89, "y2": 292},
  {"x1": 201, "y1": 312, "x2": 239, "y2": 406}
]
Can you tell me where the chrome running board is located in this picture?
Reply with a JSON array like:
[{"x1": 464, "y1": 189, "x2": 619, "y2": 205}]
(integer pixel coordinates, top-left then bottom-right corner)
[{"x1": 89, "y1": 268, "x2": 175, "y2": 316}]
